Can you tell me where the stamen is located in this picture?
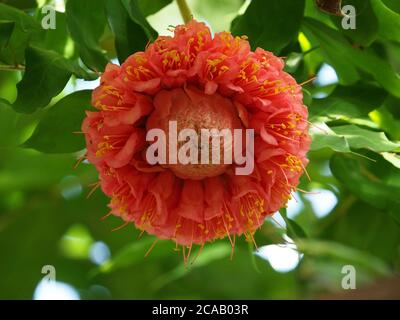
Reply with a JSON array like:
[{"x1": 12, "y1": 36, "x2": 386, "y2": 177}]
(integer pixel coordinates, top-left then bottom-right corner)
[
  {"x1": 111, "y1": 221, "x2": 129, "y2": 232},
  {"x1": 87, "y1": 181, "x2": 100, "y2": 198},
  {"x1": 300, "y1": 76, "x2": 317, "y2": 86},
  {"x1": 73, "y1": 154, "x2": 86, "y2": 169},
  {"x1": 100, "y1": 211, "x2": 113, "y2": 221},
  {"x1": 191, "y1": 243, "x2": 205, "y2": 265},
  {"x1": 144, "y1": 239, "x2": 159, "y2": 258}
]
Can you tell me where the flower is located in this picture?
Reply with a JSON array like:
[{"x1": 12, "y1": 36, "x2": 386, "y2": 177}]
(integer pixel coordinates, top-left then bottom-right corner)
[{"x1": 82, "y1": 20, "x2": 311, "y2": 248}]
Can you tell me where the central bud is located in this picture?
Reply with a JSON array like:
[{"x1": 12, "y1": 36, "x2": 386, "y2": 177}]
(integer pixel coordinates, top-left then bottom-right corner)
[{"x1": 146, "y1": 86, "x2": 242, "y2": 180}]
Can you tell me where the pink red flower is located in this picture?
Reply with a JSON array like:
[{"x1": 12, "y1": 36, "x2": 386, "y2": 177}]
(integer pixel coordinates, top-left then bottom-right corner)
[{"x1": 82, "y1": 20, "x2": 311, "y2": 247}]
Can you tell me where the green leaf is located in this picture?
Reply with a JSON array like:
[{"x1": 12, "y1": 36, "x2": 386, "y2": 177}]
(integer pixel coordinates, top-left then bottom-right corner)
[
  {"x1": 0, "y1": 3, "x2": 43, "y2": 64},
  {"x1": 23, "y1": 90, "x2": 92, "y2": 153},
  {"x1": 0, "y1": 97, "x2": 11, "y2": 109},
  {"x1": 389, "y1": 209, "x2": 400, "y2": 226},
  {"x1": 331, "y1": 125, "x2": 400, "y2": 153},
  {"x1": 0, "y1": 0, "x2": 36, "y2": 10},
  {"x1": 13, "y1": 46, "x2": 96, "y2": 113},
  {"x1": 350, "y1": 48, "x2": 400, "y2": 98},
  {"x1": 309, "y1": 84, "x2": 387, "y2": 125},
  {"x1": 97, "y1": 238, "x2": 155, "y2": 274},
  {"x1": 310, "y1": 122, "x2": 351, "y2": 153},
  {"x1": 0, "y1": 21, "x2": 15, "y2": 49},
  {"x1": 95, "y1": 237, "x2": 175, "y2": 275},
  {"x1": 151, "y1": 243, "x2": 232, "y2": 291},
  {"x1": 137, "y1": 0, "x2": 172, "y2": 16},
  {"x1": 0, "y1": 3, "x2": 41, "y2": 33},
  {"x1": 331, "y1": 0, "x2": 378, "y2": 46},
  {"x1": 303, "y1": 17, "x2": 400, "y2": 97},
  {"x1": 330, "y1": 153, "x2": 400, "y2": 210},
  {"x1": 66, "y1": 0, "x2": 108, "y2": 71},
  {"x1": 381, "y1": 152, "x2": 400, "y2": 169},
  {"x1": 319, "y1": 198, "x2": 400, "y2": 264},
  {"x1": 286, "y1": 218, "x2": 308, "y2": 239},
  {"x1": 311, "y1": 122, "x2": 400, "y2": 165},
  {"x1": 284, "y1": 52, "x2": 303, "y2": 73},
  {"x1": 369, "y1": 105, "x2": 400, "y2": 140},
  {"x1": 382, "y1": 0, "x2": 400, "y2": 14},
  {"x1": 121, "y1": 0, "x2": 158, "y2": 41},
  {"x1": 371, "y1": 0, "x2": 400, "y2": 43},
  {"x1": 279, "y1": 208, "x2": 308, "y2": 239},
  {"x1": 105, "y1": 0, "x2": 148, "y2": 63},
  {"x1": 296, "y1": 239, "x2": 390, "y2": 276},
  {"x1": 0, "y1": 26, "x2": 29, "y2": 65},
  {"x1": 231, "y1": 0, "x2": 305, "y2": 54},
  {"x1": 40, "y1": 10, "x2": 69, "y2": 55},
  {"x1": 302, "y1": 17, "x2": 360, "y2": 85}
]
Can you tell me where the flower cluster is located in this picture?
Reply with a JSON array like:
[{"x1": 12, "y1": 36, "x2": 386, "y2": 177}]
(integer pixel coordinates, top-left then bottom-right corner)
[{"x1": 82, "y1": 20, "x2": 310, "y2": 247}]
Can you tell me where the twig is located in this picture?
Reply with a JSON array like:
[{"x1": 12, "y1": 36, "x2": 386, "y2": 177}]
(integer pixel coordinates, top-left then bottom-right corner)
[
  {"x1": 176, "y1": 0, "x2": 192, "y2": 23},
  {"x1": 0, "y1": 64, "x2": 25, "y2": 71}
]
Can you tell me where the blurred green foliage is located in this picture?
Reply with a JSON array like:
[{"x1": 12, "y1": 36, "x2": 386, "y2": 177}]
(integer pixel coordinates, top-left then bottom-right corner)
[{"x1": 0, "y1": 0, "x2": 400, "y2": 299}]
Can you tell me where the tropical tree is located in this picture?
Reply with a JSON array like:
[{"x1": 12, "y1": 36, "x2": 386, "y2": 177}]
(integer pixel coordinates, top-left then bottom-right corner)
[{"x1": 0, "y1": 0, "x2": 399, "y2": 299}]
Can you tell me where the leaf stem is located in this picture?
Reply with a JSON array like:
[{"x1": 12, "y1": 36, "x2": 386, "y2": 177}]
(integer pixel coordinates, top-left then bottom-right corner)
[
  {"x1": 176, "y1": 0, "x2": 192, "y2": 23},
  {"x1": 0, "y1": 64, "x2": 25, "y2": 71}
]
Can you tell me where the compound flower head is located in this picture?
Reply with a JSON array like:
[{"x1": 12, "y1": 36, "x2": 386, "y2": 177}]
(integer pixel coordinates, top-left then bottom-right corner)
[{"x1": 82, "y1": 20, "x2": 311, "y2": 248}]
